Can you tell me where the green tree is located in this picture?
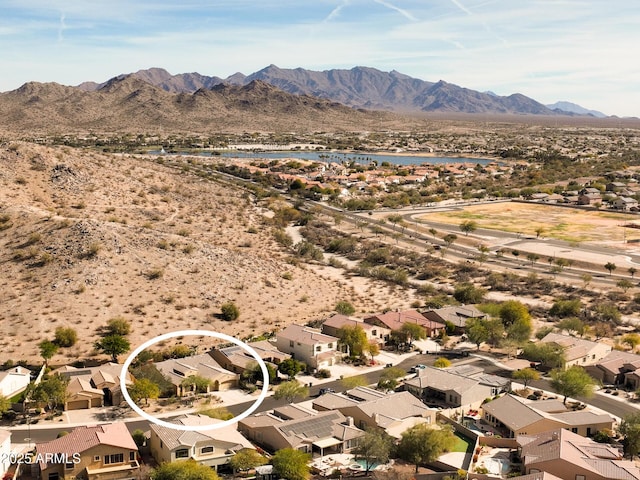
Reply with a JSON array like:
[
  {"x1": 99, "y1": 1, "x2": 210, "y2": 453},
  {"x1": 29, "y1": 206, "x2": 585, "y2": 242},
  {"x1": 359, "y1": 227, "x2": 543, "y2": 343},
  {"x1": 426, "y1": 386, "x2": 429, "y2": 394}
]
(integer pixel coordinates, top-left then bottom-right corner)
[
  {"x1": 368, "y1": 341, "x2": 380, "y2": 362},
  {"x1": 512, "y1": 368, "x2": 540, "y2": 389},
  {"x1": 94, "y1": 334, "x2": 131, "y2": 363},
  {"x1": 271, "y1": 448, "x2": 311, "y2": 480},
  {"x1": 274, "y1": 380, "x2": 309, "y2": 403},
  {"x1": 338, "y1": 325, "x2": 368, "y2": 359},
  {"x1": 499, "y1": 300, "x2": 530, "y2": 327},
  {"x1": 39, "y1": 340, "x2": 58, "y2": 366},
  {"x1": 549, "y1": 299, "x2": 582, "y2": 318},
  {"x1": 377, "y1": 367, "x2": 406, "y2": 391},
  {"x1": 353, "y1": 427, "x2": 394, "y2": 473},
  {"x1": 522, "y1": 342, "x2": 566, "y2": 369},
  {"x1": 620, "y1": 412, "x2": 640, "y2": 460},
  {"x1": 466, "y1": 318, "x2": 489, "y2": 350},
  {"x1": 335, "y1": 300, "x2": 356, "y2": 315},
  {"x1": 506, "y1": 317, "x2": 533, "y2": 344},
  {"x1": 278, "y1": 358, "x2": 305, "y2": 379},
  {"x1": 623, "y1": 333, "x2": 640, "y2": 350},
  {"x1": 443, "y1": 233, "x2": 457, "y2": 247},
  {"x1": 484, "y1": 318, "x2": 505, "y2": 347},
  {"x1": 397, "y1": 423, "x2": 456, "y2": 473},
  {"x1": 54, "y1": 327, "x2": 78, "y2": 347},
  {"x1": 0, "y1": 395, "x2": 11, "y2": 415},
  {"x1": 459, "y1": 220, "x2": 478, "y2": 236},
  {"x1": 556, "y1": 317, "x2": 586, "y2": 337},
  {"x1": 29, "y1": 375, "x2": 69, "y2": 411},
  {"x1": 400, "y1": 322, "x2": 427, "y2": 347},
  {"x1": 593, "y1": 302, "x2": 622, "y2": 324},
  {"x1": 341, "y1": 375, "x2": 368, "y2": 389},
  {"x1": 453, "y1": 283, "x2": 486, "y2": 303},
  {"x1": 618, "y1": 279, "x2": 634, "y2": 293},
  {"x1": 229, "y1": 448, "x2": 267, "y2": 473},
  {"x1": 129, "y1": 378, "x2": 160, "y2": 405},
  {"x1": 180, "y1": 375, "x2": 212, "y2": 394},
  {"x1": 220, "y1": 301, "x2": 240, "y2": 321},
  {"x1": 242, "y1": 361, "x2": 276, "y2": 385},
  {"x1": 131, "y1": 429, "x2": 146, "y2": 448},
  {"x1": 105, "y1": 316, "x2": 131, "y2": 336},
  {"x1": 433, "y1": 357, "x2": 451, "y2": 368},
  {"x1": 630, "y1": 267, "x2": 638, "y2": 279},
  {"x1": 605, "y1": 262, "x2": 617, "y2": 275},
  {"x1": 152, "y1": 460, "x2": 219, "y2": 480},
  {"x1": 550, "y1": 366, "x2": 596, "y2": 405}
]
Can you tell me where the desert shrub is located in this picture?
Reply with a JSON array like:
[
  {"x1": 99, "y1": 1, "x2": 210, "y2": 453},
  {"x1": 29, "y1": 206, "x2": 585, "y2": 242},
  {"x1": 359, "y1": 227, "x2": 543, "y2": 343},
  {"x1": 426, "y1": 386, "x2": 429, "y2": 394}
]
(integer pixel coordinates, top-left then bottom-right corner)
[{"x1": 220, "y1": 301, "x2": 240, "y2": 321}]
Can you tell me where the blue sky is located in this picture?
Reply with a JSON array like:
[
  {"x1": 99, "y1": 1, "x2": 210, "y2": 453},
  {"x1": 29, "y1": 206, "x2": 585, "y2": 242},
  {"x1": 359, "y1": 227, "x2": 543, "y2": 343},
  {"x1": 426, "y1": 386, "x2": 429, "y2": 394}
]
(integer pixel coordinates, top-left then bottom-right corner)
[{"x1": 1, "y1": 0, "x2": 638, "y2": 117}]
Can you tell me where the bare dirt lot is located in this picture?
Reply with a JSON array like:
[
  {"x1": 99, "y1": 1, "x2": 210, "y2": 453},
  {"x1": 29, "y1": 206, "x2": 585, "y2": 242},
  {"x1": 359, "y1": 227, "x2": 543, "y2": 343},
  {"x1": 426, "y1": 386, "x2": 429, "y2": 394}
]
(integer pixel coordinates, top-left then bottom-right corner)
[{"x1": 421, "y1": 202, "x2": 640, "y2": 245}]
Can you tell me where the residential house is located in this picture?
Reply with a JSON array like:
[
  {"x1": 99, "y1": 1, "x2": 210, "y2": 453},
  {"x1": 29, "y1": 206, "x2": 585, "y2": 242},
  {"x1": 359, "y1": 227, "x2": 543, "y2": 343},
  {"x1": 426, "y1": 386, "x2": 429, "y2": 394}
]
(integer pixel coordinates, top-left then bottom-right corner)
[
  {"x1": 276, "y1": 324, "x2": 341, "y2": 369},
  {"x1": 404, "y1": 365, "x2": 508, "y2": 408},
  {"x1": 35, "y1": 422, "x2": 139, "y2": 480},
  {"x1": 55, "y1": 363, "x2": 133, "y2": 410},
  {"x1": 155, "y1": 354, "x2": 237, "y2": 395},
  {"x1": 0, "y1": 365, "x2": 31, "y2": 398},
  {"x1": 611, "y1": 196, "x2": 639, "y2": 211},
  {"x1": 210, "y1": 340, "x2": 290, "y2": 375},
  {"x1": 0, "y1": 429, "x2": 10, "y2": 479},
  {"x1": 364, "y1": 309, "x2": 445, "y2": 338},
  {"x1": 539, "y1": 332, "x2": 612, "y2": 367},
  {"x1": 312, "y1": 389, "x2": 437, "y2": 438},
  {"x1": 149, "y1": 414, "x2": 255, "y2": 473},
  {"x1": 577, "y1": 192, "x2": 602, "y2": 206},
  {"x1": 237, "y1": 403, "x2": 364, "y2": 456},
  {"x1": 518, "y1": 428, "x2": 640, "y2": 480},
  {"x1": 585, "y1": 350, "x2": 640, "y2": 386},
  {"x1": 607, "y1": 182, "x2": 628, "y2": 192},
  {"x1": 321, "y1": 314, "x2": 390, "y2": 345},
  {"x1": 422, "y1": 305, "x2": 486, "y2": 334},
  {"x1": 482, "y1": 394, "x2": 614, "y2": 438}
]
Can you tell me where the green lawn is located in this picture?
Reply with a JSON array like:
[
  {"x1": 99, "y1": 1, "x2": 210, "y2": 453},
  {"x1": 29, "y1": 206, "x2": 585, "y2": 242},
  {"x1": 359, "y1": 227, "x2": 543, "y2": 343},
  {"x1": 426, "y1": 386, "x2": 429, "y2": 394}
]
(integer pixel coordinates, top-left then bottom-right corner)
[{"x1": 452, "y1": 432, "x2": 475, "y2": 453}]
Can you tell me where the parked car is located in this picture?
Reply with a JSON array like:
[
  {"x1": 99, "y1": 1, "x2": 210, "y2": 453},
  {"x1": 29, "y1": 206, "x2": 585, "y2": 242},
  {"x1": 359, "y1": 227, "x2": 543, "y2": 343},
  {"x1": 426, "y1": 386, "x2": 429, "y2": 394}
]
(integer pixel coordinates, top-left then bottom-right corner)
[
  {"x1": 319, "y1": 387, "x2": 335, "y2": 395},
  {"x1": 410, "y1": 364, "x2": 427, "y2": 373}
]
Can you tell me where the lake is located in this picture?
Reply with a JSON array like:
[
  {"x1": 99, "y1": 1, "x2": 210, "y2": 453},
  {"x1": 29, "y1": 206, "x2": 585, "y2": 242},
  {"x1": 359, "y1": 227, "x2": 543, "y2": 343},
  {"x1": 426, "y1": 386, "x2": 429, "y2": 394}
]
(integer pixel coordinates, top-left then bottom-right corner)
[{"x1": 151, "y1": 149, "x2": 495, "y2": 166}]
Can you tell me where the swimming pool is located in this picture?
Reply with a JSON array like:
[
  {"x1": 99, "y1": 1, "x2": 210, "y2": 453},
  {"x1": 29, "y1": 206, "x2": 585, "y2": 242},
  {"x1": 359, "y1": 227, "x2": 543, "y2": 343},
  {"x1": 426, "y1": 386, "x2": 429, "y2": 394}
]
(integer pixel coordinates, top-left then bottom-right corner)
[{"x1": 354, "y1": 459, "x2": 380, "y2": 470}]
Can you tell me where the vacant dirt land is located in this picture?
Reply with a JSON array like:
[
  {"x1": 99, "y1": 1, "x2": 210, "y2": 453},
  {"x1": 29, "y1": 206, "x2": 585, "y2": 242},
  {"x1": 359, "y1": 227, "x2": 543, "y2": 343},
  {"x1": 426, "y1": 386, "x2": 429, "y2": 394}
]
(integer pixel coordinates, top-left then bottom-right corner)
[{"x1": 421, "y1": 202, "x2": 640, "y2": 245}]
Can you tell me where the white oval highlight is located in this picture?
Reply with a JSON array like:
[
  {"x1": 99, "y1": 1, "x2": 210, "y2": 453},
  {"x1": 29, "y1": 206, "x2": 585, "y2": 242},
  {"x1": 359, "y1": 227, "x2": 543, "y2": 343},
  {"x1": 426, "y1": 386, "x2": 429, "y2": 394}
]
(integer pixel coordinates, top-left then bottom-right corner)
[{"x1": 120, "y1": 329, "x2": 269, "y2": 431}]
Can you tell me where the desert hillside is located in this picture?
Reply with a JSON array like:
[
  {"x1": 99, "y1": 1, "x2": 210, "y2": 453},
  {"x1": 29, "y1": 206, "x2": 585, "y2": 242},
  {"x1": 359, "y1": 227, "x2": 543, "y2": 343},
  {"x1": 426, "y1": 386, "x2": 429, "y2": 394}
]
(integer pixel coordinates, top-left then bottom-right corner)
[{"x1": 0, "y1": 142, "x2": 413, "y2": 366}]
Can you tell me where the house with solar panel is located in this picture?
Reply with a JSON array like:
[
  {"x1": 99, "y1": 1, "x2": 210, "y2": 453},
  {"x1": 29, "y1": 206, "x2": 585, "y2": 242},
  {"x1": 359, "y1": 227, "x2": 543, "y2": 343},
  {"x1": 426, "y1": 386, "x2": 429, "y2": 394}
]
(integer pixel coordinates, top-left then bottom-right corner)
[{"x1": 237, "y1": 403, "x2": 364, "y2": 456}]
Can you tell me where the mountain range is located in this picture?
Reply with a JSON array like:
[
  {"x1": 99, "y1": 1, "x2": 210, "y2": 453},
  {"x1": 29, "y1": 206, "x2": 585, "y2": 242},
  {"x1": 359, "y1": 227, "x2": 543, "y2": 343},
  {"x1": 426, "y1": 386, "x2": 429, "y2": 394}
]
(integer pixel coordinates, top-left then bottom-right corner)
[
  {"x1": 78, "y1": 65, "x2": 602, "y2": 117},
  {"x1": 0, "y1": 65, "x2": 615, "y2": 134}
]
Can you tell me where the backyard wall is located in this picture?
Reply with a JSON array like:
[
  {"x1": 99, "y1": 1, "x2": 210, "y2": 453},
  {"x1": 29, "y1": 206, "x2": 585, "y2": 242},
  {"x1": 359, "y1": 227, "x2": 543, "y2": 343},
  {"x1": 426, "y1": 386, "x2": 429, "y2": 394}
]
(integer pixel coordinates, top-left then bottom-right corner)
[
  {"x1": 437, "y1": 413, "x2": 479, "y2": 472},
  {"x1": 479, "y1": 437, "x2": 518, "y2": 449}
]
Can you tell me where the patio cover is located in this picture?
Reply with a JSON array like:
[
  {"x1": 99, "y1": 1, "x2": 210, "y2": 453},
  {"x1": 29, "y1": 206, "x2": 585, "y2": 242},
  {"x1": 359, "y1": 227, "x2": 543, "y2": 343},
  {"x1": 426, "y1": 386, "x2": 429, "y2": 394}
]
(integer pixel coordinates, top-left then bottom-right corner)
[{"x1": 313, "y1": 437, "x2": 342, "y2": 449}]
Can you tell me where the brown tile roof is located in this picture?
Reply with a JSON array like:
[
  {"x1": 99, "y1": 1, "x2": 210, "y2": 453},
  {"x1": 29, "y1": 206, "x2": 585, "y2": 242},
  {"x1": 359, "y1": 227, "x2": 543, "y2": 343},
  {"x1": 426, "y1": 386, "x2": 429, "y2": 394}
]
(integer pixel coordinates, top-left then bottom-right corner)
[
  {"x1": 364, "y1": 309, "x2": 444, "y2": 331},
  {"x1": 322, "y1": 314, "x2": 378, "y2": 332},
  {"x1": 278, "y1": 324, "x2": 338, "y2": 346},
  {"x1": 36, "y1": 423, "x2": 137, "y2": 469}
]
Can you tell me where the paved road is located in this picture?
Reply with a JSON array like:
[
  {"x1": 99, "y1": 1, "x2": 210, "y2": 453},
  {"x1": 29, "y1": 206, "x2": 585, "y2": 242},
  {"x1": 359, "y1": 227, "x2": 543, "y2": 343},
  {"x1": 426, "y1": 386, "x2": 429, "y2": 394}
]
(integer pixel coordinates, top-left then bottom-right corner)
[{"x1": 13, "y1": 354, "x2": 639, "y2": 444}]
